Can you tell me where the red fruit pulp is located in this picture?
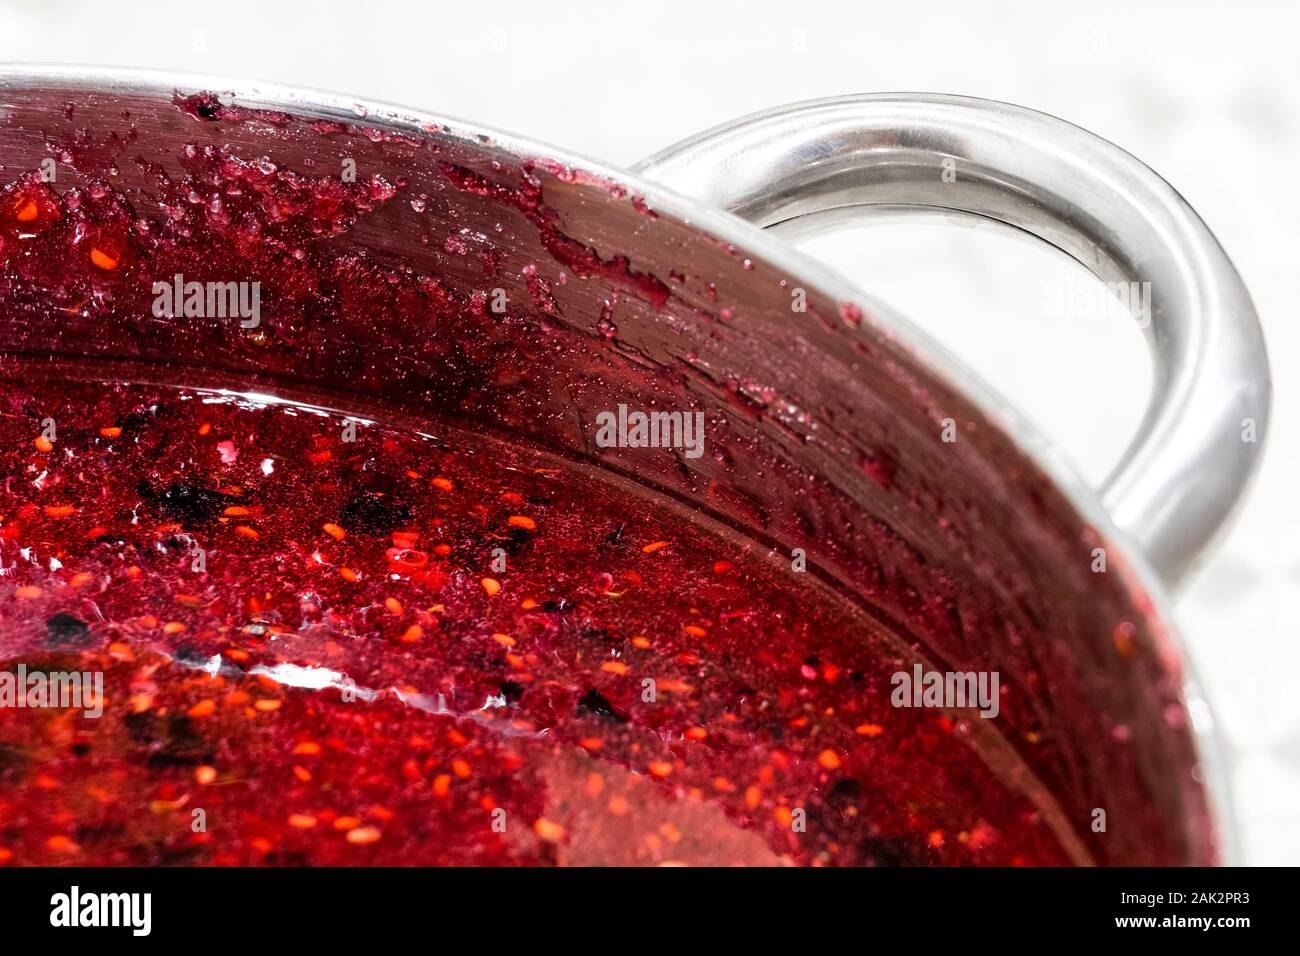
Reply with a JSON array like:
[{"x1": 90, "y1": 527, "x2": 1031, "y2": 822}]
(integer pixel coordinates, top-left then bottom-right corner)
[
  {"x1": 0, "y1": 117, "x2": 1079, "y2": 866},
  {"x1": 0, "y1": 377, "x2": 1071, "y2": 865}
]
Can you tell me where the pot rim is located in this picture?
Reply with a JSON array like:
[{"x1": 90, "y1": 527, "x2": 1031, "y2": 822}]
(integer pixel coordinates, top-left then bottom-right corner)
[{"x1": 0, "y1": 62, "x2": 1238, "y2": 863}]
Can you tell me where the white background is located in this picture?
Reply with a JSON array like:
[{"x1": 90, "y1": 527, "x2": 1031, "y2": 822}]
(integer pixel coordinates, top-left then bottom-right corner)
[{"x1": 2, "y1": 0, "x2": 1296, "y2": 864}]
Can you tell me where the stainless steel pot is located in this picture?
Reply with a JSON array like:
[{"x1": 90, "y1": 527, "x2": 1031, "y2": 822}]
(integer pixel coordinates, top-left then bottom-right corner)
[{"x1": 0, "y1": 67, "x2": 1270, "y2": 865}]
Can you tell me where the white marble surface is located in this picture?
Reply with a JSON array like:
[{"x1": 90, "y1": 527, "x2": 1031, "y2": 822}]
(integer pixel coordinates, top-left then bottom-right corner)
[{"x1": 3, "y1": 0, "x2": 1296, "y2": 864}]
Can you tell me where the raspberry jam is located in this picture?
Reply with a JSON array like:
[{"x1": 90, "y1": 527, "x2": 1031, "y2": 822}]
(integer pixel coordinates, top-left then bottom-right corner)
[
  {"x1": 0, "y1": 376, "x2": 1073, "y2": 865},
  {"x1": 0, "y1": 95, "x2": 1139, "y2": 867}
]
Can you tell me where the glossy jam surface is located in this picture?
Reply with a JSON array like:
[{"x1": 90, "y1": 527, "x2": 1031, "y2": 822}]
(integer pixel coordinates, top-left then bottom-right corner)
[
  {"x1": 0, "y1": 104, "x2": 1110, "y2": 866},
  {"x1": 0, "y1": 377, "x2": 1072, "y2": 865}
]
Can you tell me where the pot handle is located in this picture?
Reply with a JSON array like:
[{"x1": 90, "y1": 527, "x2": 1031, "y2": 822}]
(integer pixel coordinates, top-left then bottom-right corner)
[{"x1": 632, "y1": 94, "x2": 1270, "y2": 593}]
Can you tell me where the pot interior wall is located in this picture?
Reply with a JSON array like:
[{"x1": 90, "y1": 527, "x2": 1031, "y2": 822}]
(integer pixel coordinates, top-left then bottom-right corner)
[{"x1": 0, "y1": 77, "x2": 1215, "y2": 864}]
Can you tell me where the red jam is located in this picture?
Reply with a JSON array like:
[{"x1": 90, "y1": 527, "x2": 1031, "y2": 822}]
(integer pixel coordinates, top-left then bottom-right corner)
[
  {"x1": 0, "y1": 377, "x2": 1072, "y2": 866},
  {"x1": 0, "y1": 107, "x2": 1078, "y2": 867}
]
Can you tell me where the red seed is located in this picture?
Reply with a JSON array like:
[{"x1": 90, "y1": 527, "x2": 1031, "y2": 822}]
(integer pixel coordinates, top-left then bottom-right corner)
[
  {"x1": 346, "y1": 826, "x2": 382, "y2": 845},
  {"x1": 533, "y1": 818, "x2": 566, "y2": 843},
  {"x1": 818, "y1": 749, "x2": 842, "y2": 770},
  {"x1": 89, "y1": 247, "x2": 120, "y2": 271}
]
